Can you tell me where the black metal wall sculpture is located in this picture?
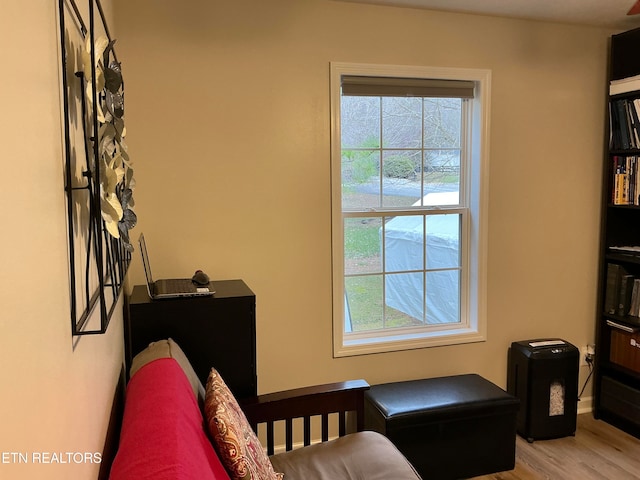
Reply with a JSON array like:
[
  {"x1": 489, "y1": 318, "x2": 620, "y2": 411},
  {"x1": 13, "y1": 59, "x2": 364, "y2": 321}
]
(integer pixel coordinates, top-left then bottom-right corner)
[{"x1": 58, "y1": 0, "x2": 136, "y2": 336}]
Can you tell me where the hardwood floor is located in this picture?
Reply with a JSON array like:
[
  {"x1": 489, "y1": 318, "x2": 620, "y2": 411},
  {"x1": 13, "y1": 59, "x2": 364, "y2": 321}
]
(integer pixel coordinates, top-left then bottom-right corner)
[{"x1": 471, "y1": 414, "x2": 640, "y2": 480}]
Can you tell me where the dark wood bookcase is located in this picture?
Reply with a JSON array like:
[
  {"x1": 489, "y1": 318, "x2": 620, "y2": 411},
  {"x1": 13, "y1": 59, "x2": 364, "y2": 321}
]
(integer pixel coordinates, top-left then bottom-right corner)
[
  {"x1": 594, "y1": 27, "x2": 640, "y2": 438},
  {"x1": 126, "y1": 279, "x2": 257, "y2": 399}
]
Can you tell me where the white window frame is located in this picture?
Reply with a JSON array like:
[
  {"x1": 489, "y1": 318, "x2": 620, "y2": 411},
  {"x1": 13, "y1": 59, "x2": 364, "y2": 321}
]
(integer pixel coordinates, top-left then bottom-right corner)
[{"x1": 330, "y1": 62, "x2": 491, "y2": 357}]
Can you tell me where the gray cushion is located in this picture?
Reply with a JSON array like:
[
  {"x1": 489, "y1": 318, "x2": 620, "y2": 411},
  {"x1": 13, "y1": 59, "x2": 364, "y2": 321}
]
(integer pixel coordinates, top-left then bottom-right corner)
[
  {"x1": 130, "y1": 338, "x2": 206, "y2": 406},
  {"x1": 269, "y1": 431, "x2": 421, "y2": 480}
]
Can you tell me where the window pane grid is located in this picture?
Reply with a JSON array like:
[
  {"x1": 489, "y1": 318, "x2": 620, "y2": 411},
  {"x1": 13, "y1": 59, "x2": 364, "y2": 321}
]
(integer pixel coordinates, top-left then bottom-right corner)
[
  {"x1": 341, "y1": 96, "x2": 465, "y2": 211},
  {"x1": 343, "y1": 211, "x2": 462, "y2": 330},
  {"x1": 342, "y1": 93, "x2": 465, "y2": 330}
]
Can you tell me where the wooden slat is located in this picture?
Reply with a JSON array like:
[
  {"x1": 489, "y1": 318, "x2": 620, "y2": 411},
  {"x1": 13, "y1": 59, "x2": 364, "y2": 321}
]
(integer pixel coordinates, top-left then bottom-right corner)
[
  {"x1": 266, "y1": 421, "x2": 274, "y2": 456},
  {"x1": 321, "y1": 413, "x2": 329, "y2": 442},
  {"x1": 241, "y1": 379, "x2": 370, "y2": 454},
  {"x1": 303, "y1": 416, "x2": 311, "y2": 446},
  {"x1": 285, "y1": 418, "x2": 293, "y2": 451}
]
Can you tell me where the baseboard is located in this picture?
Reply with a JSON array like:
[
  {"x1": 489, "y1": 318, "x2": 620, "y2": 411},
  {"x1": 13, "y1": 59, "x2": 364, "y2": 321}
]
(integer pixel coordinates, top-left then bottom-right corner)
[{"x1": 578, "y1": 395, "x2": 593, "y2": 415}]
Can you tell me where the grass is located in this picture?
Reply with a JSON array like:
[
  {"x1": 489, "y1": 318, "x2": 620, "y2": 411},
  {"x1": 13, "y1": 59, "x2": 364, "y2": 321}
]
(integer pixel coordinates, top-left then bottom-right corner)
[
  {"x1": 345, "y1": 275, "x2": 422, "y2": 331},
  {"x1": 343, "y1": 201, "x2": 421, "y2": 331},
  {"x1": 344, "y1": 217, "x2": 381, "y2": 260}
]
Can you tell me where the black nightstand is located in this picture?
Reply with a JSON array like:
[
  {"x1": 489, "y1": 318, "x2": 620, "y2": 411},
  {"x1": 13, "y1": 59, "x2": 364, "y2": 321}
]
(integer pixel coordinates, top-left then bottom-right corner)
[{"x1": 126, "y1": 279, "x2": 257, "y2": 399}]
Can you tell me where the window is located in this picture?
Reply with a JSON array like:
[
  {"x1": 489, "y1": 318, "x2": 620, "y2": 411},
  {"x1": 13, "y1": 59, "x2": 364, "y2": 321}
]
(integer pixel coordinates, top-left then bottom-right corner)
[{"x1": 330, "y1": 63, "x2": 490, "y2": 357}]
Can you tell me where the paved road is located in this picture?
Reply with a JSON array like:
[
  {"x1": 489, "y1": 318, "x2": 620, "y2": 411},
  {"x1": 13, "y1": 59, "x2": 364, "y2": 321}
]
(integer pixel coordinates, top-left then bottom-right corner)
[{"x1": 355, "y1": 178, "x2": 457, "y2": 197}]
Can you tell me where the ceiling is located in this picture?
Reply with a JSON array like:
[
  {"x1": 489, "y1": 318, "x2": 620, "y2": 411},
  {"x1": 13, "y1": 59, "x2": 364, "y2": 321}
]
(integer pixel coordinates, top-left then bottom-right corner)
[{"x1": 336, "y1": 0, "x2": 640, "y2": 30}]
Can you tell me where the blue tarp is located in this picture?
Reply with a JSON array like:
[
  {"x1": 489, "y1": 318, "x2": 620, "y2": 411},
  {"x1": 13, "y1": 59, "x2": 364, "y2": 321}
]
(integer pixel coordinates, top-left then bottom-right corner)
[{"x1": 384, "y1": 194, "x2": 460, "y2": 324}]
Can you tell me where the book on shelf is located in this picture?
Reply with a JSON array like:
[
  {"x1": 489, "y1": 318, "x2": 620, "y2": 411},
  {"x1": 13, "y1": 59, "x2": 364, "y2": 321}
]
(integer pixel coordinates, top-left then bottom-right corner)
[
  {"x1": 606, "y1": 319, "x2": 639, "y2": 333},
  {"x1": 610, "y1": 98, "x2": 640, "y2": 150},
  {"x1": 610, "y1": 246, "x2": 640, "y2": 254},
  {"x1": 611, "y1": 99, "x2": 630, "y2": 149},
  {"x1": 630, "y1": 100, "x2": 640, "y2": 147},
  {"x1": 619, "y1": 274, "x2": 635, "y2": 316},
  {"x1": 610, "y1": 74, "x2": 640, "y2": 95},
  {"x1": 630, "y1": 279, "x2": 640, "y2": 317},
  {"x1": 605, "y1": 263, "x2": 624, "y2": 315},
  {"x1": 605, "y1": 263, "x2": 640, "y2": 317},
  {"x1": 612, "y1": 155, "x2": 640, "y2": 205}
]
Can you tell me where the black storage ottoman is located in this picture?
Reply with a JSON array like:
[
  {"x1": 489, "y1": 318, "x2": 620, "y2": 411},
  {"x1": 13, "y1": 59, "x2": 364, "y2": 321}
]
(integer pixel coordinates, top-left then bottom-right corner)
[{"x1": 364, "y1": 374, "x2": 520, "y2": 480}]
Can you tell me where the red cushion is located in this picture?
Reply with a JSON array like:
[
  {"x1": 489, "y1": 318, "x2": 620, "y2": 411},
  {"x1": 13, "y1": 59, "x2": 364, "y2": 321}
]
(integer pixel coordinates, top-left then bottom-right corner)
[{"x1": 110, "y1": 358, "x2": 230, "y2": 480}]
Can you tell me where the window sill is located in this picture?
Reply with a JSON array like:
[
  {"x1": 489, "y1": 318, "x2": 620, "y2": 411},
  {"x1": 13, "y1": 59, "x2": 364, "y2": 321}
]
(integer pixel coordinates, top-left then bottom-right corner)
[{"x1": 333, "y1": 326, "x2": 486, "y2": 357}]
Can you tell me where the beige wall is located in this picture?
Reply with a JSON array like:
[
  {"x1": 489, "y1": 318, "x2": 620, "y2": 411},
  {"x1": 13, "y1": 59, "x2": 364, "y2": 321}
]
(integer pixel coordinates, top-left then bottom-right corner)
[
  {"x1": 0, "y1": 1, "x2": 616, "y2": 477},
  {"x1": 113, "y1": 0, "x2": 613, "y2": 399},
  {"x1": 0, "y1": 1, "x2": 124, "y2": 479}
]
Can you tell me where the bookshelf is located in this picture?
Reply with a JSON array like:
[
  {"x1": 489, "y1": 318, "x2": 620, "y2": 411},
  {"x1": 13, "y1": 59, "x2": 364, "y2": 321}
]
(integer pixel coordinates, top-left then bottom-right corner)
[{"x1": 594, "y1": 27, "x2": 640, "y2": 439}]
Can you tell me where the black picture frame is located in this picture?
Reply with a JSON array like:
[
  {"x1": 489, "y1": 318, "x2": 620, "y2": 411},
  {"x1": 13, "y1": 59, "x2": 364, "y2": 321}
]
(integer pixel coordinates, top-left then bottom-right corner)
[{"x1": 58, "y1": 0, "x2": 132, "y2": 336}]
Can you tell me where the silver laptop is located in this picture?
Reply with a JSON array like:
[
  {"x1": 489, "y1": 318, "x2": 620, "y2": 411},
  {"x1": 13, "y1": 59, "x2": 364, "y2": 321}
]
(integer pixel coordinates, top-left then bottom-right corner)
[{"x1": 139, "y1": 233, "x2": 214, "y2": 299}]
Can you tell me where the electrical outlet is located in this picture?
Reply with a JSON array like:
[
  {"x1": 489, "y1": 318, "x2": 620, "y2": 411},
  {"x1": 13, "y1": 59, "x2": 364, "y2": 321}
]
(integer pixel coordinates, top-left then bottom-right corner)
[
  {"x1": 580, "y1": 346, "x2": 590, "y2": 366},
  {"x1": 580, "y1": 344, "x2": 595, "y2": 366}
]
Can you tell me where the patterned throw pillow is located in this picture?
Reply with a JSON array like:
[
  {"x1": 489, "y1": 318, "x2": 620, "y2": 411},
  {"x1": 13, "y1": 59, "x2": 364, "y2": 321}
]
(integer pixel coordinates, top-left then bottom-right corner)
[{"x1": 205, "y1": 368, "x2": 283, "y2": 480}]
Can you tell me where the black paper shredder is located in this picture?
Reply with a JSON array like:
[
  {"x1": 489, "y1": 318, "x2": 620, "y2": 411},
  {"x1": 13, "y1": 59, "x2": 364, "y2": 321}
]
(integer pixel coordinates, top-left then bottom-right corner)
[{"x1": 507, "y1": 339, "x2": 579, "y2": 442}]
